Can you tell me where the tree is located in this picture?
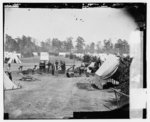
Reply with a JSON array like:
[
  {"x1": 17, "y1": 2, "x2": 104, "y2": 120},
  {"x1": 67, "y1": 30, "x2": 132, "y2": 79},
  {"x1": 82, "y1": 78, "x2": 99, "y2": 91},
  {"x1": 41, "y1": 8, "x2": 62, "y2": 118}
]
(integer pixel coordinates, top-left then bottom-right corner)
[
  {"x1": 16, "y1": 36, "x2": 26, "y2": 54},
  {"x1": 5, "y1": 34, "x2": 44, "y2": 57},
  {"x1": 123, "y1": 39, "x2": 130, "y2": 54},
  {"x1": 85, "y1": 44, "x2": 90, "y2": 53},
  {"x1": 103, "y1": 39, "x2": 113, "y2": 54},
  {"x1": 21, "y1": 36, "x2": 35, "y2": 57},
  {"x1": 5, "y1": 34, "x2": 19, "y2": 52},
  {"x1": 66, "y1": 37, "x2": 74, "y2": 52},
  {"x1": 114, "y1": 39, "x2": 130, "y2": 55},
  {"x1": 62, "y1": 41, "x2": 67, "y2": 52},
  {"x1": 32, "y1": 38, "x2": 41, "y2": 52},
  {"x1": 40, "y1": 38, "x2": 52, "y2": 52},
  {"x1": 96, "y1": 41, "x2": 102, "y2": 53},
  {"x1": 16, "y1": 35, "x2": 38, "y2": 57},
  {"x1": 52, "y1": 38, "x2": 62, "y2": 52},
  {"x1": 89, "y1": 42, "x2": 95, "y2": 53},
  {"x1": 75, "y1": 36, "x2": 85, "y2": 53}
]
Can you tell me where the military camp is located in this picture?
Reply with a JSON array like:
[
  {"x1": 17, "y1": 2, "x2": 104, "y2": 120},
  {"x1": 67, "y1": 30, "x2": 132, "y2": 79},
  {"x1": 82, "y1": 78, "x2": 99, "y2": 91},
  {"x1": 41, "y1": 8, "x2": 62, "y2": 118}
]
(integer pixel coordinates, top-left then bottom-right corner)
[{"x1": 3, "y1": 3, "x2": 145, "y2": 119}]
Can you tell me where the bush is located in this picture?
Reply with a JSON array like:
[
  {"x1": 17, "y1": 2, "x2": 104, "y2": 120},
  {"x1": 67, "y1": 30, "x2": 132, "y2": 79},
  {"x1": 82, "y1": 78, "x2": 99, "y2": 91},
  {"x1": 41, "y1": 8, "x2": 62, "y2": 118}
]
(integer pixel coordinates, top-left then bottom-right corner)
[
  {"x1": 111, "y1": 56, "x2": 133, "y2": 95},
  {"x1": 65, "y1": 54, "x2": 70, "y2": 58},
  {"x1": 83, "y1": 54, "x2": 91, "y2": 63},
  {"x1": 69, "y1": 53, "x2": 74, "y2": 59},
  {"x1": 49, "y1": 52, "x2": 59, "y2": 56}
]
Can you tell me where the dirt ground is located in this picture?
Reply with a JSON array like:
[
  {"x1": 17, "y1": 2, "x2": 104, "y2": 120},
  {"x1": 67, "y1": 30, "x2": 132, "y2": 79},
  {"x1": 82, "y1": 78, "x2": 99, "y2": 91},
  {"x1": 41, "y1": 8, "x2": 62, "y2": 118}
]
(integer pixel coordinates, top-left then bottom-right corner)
[
  {"x1": 4, "y1": 73, "x2": 118, "y2": 119},
  {"x1": 4, "y1": 56, "x2": 118, "y2": 119}
]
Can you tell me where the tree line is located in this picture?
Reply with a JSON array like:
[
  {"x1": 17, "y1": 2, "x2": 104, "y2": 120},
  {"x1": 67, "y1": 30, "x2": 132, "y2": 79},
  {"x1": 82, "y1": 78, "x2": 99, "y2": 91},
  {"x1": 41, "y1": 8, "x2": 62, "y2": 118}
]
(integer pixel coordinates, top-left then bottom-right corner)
[{"x1": 4, "y1": 34, "x2": 129, "y2": 57}]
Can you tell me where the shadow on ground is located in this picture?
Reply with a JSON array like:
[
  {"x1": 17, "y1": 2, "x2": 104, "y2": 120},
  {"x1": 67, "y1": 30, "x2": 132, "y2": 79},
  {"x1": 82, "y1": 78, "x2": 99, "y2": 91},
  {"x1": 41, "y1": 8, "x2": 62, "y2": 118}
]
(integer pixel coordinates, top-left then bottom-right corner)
[{"x1": 76, "y1": 83, "x2": 98, "y2": 91}]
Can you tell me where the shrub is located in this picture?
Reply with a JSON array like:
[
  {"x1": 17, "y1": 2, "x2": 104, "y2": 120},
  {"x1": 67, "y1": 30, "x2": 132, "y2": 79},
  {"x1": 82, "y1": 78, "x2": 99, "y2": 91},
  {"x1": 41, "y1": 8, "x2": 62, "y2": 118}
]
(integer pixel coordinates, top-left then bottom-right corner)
[
  {"x1": 111, "y1": 56, "x2": 133, "y2": 95},
  {"x1": 69, "y1": 53, "x2": 74, "y2": 59},
  {"x1": 83, "y1": 54, "x2": 91, "y2": 63}
]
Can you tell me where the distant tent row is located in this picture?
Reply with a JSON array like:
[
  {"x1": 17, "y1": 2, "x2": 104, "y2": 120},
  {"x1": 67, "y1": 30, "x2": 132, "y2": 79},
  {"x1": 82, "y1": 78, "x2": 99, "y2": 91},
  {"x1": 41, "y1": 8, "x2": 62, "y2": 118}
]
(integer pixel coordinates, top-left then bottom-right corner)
[
  {"x1": 59, "y1": 52, "x2": 67, "y2": 57},
  {"x1": 33, "y1": 52, "x2": 39, "y2": 57}
]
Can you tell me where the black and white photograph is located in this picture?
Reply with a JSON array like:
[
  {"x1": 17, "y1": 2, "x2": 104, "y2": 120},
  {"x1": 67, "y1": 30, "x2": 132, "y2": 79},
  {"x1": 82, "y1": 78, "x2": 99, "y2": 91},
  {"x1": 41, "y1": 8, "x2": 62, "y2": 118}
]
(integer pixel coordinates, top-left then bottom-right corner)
[{"x1": 2, "y1": 2, "x2": 147, "y2": 119}]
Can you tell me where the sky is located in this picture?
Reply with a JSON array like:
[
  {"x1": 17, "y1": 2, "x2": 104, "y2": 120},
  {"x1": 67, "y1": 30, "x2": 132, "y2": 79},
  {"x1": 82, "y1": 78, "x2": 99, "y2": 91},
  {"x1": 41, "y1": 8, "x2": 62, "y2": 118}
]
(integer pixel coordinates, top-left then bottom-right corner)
[{"x1": 4, "y1": 7, "x2": 138, "y2": 46}]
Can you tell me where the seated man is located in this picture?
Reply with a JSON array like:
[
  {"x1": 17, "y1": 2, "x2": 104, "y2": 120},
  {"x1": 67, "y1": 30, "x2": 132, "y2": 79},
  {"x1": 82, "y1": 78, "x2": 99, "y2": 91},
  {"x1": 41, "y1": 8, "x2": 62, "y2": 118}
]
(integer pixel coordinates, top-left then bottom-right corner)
[{"x1": 18, "y1": 65, "x2": 23, "y2": 71}]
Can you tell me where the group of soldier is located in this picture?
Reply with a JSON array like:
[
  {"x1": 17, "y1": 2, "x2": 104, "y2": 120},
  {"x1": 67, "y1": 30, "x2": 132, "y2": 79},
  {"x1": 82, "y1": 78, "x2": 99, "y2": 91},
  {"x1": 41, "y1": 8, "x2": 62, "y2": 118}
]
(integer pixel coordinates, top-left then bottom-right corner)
[
  {"x1": 39, "y1": 60, "x2": 66, "y2": 75},
  {"x1": 6, "y1": 56, "x2": 102, "y2": 79}
]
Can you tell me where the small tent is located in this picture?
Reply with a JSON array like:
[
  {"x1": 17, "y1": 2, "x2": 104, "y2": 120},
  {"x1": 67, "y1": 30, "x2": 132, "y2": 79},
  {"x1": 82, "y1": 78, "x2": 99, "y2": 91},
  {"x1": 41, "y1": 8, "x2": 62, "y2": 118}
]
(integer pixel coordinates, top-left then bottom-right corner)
[
  {"x1": 7, "y1": 53, "x2": 21, "y2": 64},
  {"x1": 33, "y1": 52, "x2": 38, "y2": 57},
  {"x1": 59, "y1": 52, "x2": 66, "y2": 57},
  {"x1": 4, "y1": 73, "x2": 21, "y2": 90}
]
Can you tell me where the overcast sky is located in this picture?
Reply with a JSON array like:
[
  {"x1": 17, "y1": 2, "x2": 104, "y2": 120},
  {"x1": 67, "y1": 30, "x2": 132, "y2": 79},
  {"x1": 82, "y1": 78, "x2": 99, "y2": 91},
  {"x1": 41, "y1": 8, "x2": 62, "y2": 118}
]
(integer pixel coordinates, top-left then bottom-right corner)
[{"x1": 5, "y1": 7, "x2": 137, "y2": 45}]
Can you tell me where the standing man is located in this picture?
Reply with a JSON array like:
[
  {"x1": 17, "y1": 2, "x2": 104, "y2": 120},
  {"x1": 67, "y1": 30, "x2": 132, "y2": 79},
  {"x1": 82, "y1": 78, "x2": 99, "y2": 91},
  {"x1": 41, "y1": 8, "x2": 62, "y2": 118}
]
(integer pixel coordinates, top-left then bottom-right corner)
[
  {"x1": 63, "y1": 61, "x2": 66, "y2": 73},
  {"x1": 60, "y1": 60, "x2": 63, "y2": 71},
  {"x1": 47, "y1": 60, "x2": 51, "y2": 73},
  {"x1": 43, "y1": 61, "x2": 46, "y2": 72},
  {"x1": 51, "y1": 63, "x2": 55, "y2": 75},
  {"x1": 55, "y1": 60, "x2": 59, "y2": 70}
]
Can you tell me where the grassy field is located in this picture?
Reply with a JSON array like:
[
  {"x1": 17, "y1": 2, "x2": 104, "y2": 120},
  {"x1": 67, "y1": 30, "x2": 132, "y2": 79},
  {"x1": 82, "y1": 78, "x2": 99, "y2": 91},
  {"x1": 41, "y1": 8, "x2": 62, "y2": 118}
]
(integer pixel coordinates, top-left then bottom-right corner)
[{"x1": 4, "y1": 56, "x2": 118, "y2": 119}]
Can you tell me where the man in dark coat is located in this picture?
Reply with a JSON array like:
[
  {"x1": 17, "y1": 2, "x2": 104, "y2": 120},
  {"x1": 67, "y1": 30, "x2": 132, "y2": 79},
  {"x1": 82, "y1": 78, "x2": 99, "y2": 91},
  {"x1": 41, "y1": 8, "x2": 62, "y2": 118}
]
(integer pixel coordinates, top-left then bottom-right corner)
[
  {"x1": 55, "y1": 60, "x2": 59, "y2": 70},
  {"x1": 47, "y1": 60, "x2": 52, "y2": 73},
  {"x1": 51, "y1": 63, "x2": 55, "y2": 75}
]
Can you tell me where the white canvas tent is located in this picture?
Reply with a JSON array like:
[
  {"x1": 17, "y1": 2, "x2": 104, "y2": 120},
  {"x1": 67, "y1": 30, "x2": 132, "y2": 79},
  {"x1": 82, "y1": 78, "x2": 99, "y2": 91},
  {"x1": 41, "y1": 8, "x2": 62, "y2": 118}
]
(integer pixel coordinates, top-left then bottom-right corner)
[
  {"x1": 59, "y1": 52, "x2": 67, "y2": 57},
  {"x1": 33, "y1": 52, "x2": 38, "y2": 57},
  {"x1": 4, "y1": 52, "x2": 12, "y2": 59},
  {"x1": 7, "y1": 53, "x2": 22, "y2": 64},
  {"x1": 75, "y1": 53, "x2": 84, "y2": 59},
  {"x1": 4, "y1": 73, "x2": 20, "y2": 90},
  {"x1": 95, "y1": 54, "x2": 119, "y2": 80},
  {"x1": 16, "y1": 53, "x2": 22, "y2": 58},
  {"x1": 40, "y1": 52, "x2": 49, "y2": 61}
]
